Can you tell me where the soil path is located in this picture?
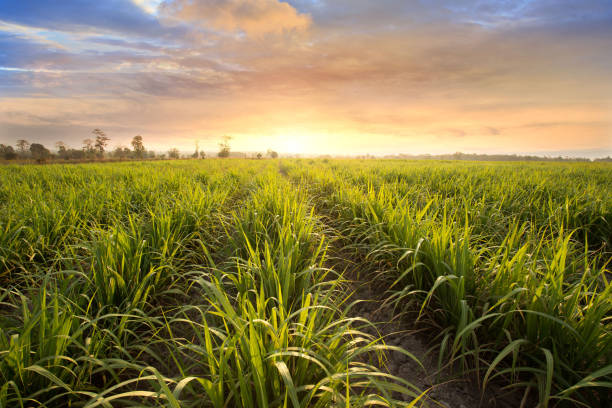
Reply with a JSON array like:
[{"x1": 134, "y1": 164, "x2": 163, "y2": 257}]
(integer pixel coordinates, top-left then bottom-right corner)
[{"x1": 324, "y1": 238, "x2": 525, "y2": 408}]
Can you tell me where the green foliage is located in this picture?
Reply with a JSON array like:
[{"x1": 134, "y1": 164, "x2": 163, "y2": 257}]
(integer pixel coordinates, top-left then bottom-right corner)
[
  {"x1": 289, "y1": 159, "x2": 612, "y2": 407},
  {"x1": 29, "y1": 143, "x2": 51, "y2": 163},
  {"x1": 160, "y1": 181, "x2": 418, "y2": 406},
  {"x1": 0, "y1": 158, "x2": 610, "y2": 407}
]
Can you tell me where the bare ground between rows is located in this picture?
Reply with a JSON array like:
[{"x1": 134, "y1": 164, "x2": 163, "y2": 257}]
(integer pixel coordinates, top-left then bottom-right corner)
[{"x1": 324, "y1": 238, "x2": 528, "y2": 408}]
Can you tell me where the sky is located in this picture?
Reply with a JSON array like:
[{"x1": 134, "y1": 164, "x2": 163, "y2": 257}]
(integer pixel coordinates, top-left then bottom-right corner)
[{"x1": 0, "y1": 0, "x2": 611, "y2": 157}]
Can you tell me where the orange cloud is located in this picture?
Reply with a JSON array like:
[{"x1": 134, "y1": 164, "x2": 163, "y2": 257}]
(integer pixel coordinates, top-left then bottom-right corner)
[{"x1": 160, "y1": 0, "x2": 311, "y2": 36}]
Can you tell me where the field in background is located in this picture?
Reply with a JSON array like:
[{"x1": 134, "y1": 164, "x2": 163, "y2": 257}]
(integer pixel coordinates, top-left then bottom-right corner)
[{"x1": 0, "y1": 159, "x2": 610, "y2": 407}]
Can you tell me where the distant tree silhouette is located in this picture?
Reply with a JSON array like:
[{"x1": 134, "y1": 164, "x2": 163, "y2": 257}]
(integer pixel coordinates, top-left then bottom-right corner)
[
  {"x1": 168, "y1": 148, "x2": 180, "y2": 159},
  {"x1": 267, "y1": 149, "x2": 278, "y2": 159},
  {"x1": 55, "y1": 141, "x2": 68, "y2": 159},
  {"x1": 131, "y1": 135, "x2": 145, "y2": 158},
  {"x1": 199, "y1": 151, "x2": 206, "y2": 159},
  {"x1": 16, "y1": 140, "x2": 29, "y2": 156},
  {"x1": 218, "y1": 135, "x2": 232, "y2": 158},
  {"x1": 113, "y1": 146, "x2": 131, "y2": 159},
  {"x1": 66, "y1": 148, "x2": 85, "y2": 160},
  {"x1": 0, "y1": 144, "x2": 16, "y2": 160},
  {"x1": 82, "y1": 139, "x2": 95, "y2": 158},
  {"x1": 193, "y1": 140, "x2": 200, "y2": 158},
  {"x1": 93, "y1": 129, "x2": 110, "y2": 157},
  {"x1": 30, "y1": 143, "x2": 50, "y2": 163}
]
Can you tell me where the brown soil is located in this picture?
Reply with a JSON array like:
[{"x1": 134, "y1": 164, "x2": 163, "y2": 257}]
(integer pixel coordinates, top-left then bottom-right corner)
[{"x1": 326, "y1": 241, "x2": 529, "y2": 408}]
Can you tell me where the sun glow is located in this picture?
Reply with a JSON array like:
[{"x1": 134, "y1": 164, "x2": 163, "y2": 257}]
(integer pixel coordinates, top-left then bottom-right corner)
[{"x1": 279, "y1": 133, "x2": 310, "y2": 155}]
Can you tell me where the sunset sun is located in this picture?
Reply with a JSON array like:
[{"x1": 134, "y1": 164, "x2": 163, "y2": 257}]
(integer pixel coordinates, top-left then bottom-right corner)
[{"x1": 281, "y1": 134, "x2": 308, "y2": 154}]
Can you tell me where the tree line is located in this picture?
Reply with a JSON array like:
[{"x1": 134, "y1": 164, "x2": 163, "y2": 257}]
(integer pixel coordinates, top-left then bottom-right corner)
[
  {"x1": 381, "y1": 151, "x2": 611, "y2": 162},
  {"x1": 1, "y1": 130, "x2": 281, "y2": 163},
  {"x1": 0, "y1": 130, "x2": 154, "y2": 163}
]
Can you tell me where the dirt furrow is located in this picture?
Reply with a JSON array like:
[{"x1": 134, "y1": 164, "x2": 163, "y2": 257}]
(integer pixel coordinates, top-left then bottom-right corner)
[{"x1": 324, "y1": 233, "x2": 524, "y2": 408}]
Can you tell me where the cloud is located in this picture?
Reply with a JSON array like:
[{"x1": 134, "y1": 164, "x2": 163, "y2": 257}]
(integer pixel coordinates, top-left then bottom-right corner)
[
  {"x1": 160, "y1": 0, "x2": 311, "y2": 36},
  {"x1": 132, "y1": 0, "x2": 164, "y2": 14}
]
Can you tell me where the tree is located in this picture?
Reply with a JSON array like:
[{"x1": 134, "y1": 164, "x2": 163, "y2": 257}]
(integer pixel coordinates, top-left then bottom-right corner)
[
  {"x1": 192, "y1": 140, "x2": 200, "y2": 158},
  {"x1": 199, "y1": 151, "x2": 206, "y2": 159},
  {"x1": 82, "y1": 139, "x2": 94, "y2": 157},
  {"x1": 0, "y1": 144, "x2": 16, "y2": 160},
  {"x1": 56, "y1": 141, "x2": 68, "y2": 159},
  {"x1": 16, "y1": 140, "x2": 30, "y2": 156},
  {"x1": 256, "y1": 152, "x2": 263, "y2": 159},
  {"x1": 218, "y1": 135, "x2": 232, "y2": 158},
  {"x1": 112, "y1": 146, "x2": 131, "y2": 159},
  {"x1": 66, "y1": 148, "x2": 85, "y2": 160},
  {"x1": 267, "y1": 149, "x2": 278, "y2": 159},
  {"x1": 168, "y1": 148, "x2": 180, "y2": 159},
  {"x1": 93, "y1": 129, "x2": 110, "y2": 157},
  {"x1": 30, "y1": 143, "x2": 50, "y2": 163},
  {"x1": 131, "y1": 135, "x2": 145, "y2": 158}
]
